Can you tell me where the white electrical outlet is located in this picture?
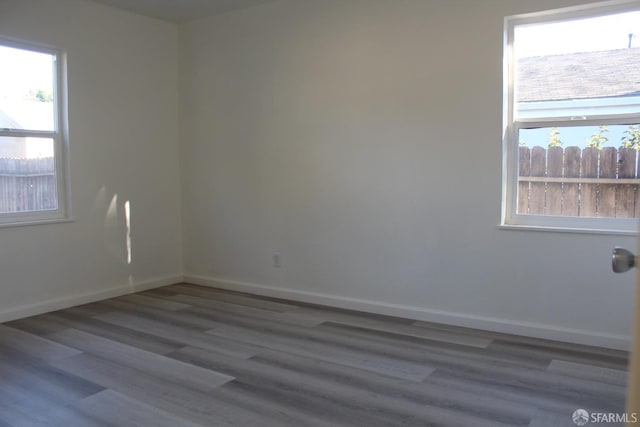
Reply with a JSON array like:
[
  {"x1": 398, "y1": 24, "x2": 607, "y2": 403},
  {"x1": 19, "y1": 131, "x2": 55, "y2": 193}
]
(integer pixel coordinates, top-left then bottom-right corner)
[{"x1": 273, "y1": 252, "x2": 281, "y2": 268}]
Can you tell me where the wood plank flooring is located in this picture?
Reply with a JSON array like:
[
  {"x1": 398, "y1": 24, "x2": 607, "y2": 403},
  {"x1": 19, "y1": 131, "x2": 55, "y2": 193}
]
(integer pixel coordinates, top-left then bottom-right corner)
[{"x1": 0, "y1": 283, "x2": 630, "y2": 426}]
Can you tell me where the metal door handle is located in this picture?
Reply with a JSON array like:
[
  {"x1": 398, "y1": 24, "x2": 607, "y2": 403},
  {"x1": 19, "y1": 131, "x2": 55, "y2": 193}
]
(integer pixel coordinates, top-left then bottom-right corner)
[{"x1": 612, "y1": 247, "x2": 637, "y2": 273}]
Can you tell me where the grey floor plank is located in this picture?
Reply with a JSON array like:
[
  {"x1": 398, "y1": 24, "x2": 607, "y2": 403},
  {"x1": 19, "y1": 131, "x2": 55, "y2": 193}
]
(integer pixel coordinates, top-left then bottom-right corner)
[
  {"x1": 48, "y1": 328, "x2": 234, "y2": 392},
  {"x1": 0, "y1": 324, "x2": 81, "y2": 361},
  {"x1": 284, "y1": 307, "x2": 492, "y2": 348},
  {"x1": 208, "y1": 381, "x2": 354, "y2": 427},
  {"x1": 168, "y1": 293, "x2": 325, "y2": 327},
  {"x1": 414, "y1": 320, "x2": 628, "y2": 369},
  {"x1": 528, "y1": 410, "x2": 583, "y2": 427},
  {"x1": 527, "y1": 408, "x2": 626, "y2": 427},
  {"x1": 4, "y1": 314, "x2": 70, "y2": 336},
  {"x1": 51, "y1": 352, "x2": 332, "y2": 427},
  {"x1": 189, "y1": 304, "x2": 546, "y2": 379},
  {"x1": 62, "y1": 302, "x2": 116, "y2": 317},
  {"x1": 116, "y1": 293, "x2": 192, "y2": 311},
  {"x1": 49, "y1": 352, "x2": 252, "y2": 427},
  {"x1": 316, "y1": 321, "x2": 551, "y2": 370},
  {"x1": 96, "y1": 298, "x2": 220, "y2": 330},
  {"x1": 253, "y1": 348, "x2": 538, "y2": 424},
  {"x1": 208, "y1": 323, "x2": 436, "y2": 381},
  {"x1": 171, "y1": 292, "x2": 490, "y2": 350},
  {"x1": 140, "y1": 287, "x2": 180, "y2": 298},
  {"x1": 170, "y1": 345, "x2": 526, "y2": 427},
  {"x1": 164, "y1": 283, "x2": 301, "y2": 312},
  {"x1": 546, "y1": 359, "x2": 628, "y2": 387},
  {"x1": 0, "y1": 343, "x2": 103, "y2": 405},
  {"x1": 238, "y1": 291, "x2": 417, "y2": 324},
  {"x1": 425, "y1": 369, "x2": 624, "y2": 419},
  {"x1": 427, "y1": 365, "x2": 626, "y2": 414},
  {"x1": 185, "y1": 304, "x2": 445, "y2": 363},
  {"x1": 72, "y1": 389, "x2": 206, "y2": 427},
  {"x1": 0, "y1": 395, "x2": 52, "y2": 427},
  {"x1": 0, "y1": 380, "x2": 105, "y2": 427},
  {"x1": 487, "y1": 339, "x2": 628, "y2": 371},
  {"x1": 47, "y1": 411, "x2": 111, "y2": 427},
  {"x1": 95, "y1": 311, "x2": 260, "y2": 358},
  {"x1": 169, "y1": 346, "x2": 408, "y2": 427},
  {"x1": 10, "y1": 403, "x2": 108, "y2": 427},
  {"x1": 43, "y1": 310, "x2": 184, "y2": 355},
  {"x1": 0, "y1": 349, "x2": 104, "y2": 427}
]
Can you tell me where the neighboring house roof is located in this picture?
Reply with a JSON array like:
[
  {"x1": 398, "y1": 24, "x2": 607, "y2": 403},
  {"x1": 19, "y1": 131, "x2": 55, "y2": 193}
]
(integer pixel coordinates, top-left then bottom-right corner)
[
  {"x1": 0, "y1": 110, "x2": 22, "y2": 129},
  {"x1": 517, "y1": 47, "x2": 640, "y2": 102}
]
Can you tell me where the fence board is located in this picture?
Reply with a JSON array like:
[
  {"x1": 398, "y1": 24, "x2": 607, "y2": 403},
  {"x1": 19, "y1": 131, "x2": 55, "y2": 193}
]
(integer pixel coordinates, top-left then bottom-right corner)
[
  {"x1": 518, "y1": 146, "x2": 530, "y2": 214},
  {"x1": 518, "y1": 146, "x2": 640, "y2": 219},
  {"x1": 616, "y1": 147, "x2": 636, "y2": 218},
  {"x1": 581, "y1": 147, "x2": 599, "y2": 217},
  {"x1": 529, "y1": 147, "x2": 546, "y2": 215},
  {"x1": 0, "y1": 158, "x2": 56, "y2": 214},
  {"x1": 599, "y1": 147, "x2": 617, "y2": 218},
  {"x1": 563, "y1": 147, "x2": 580, "y2": 216},
  {"x1": 546, "y1": 147, "x2": 563, "y2": 215}
]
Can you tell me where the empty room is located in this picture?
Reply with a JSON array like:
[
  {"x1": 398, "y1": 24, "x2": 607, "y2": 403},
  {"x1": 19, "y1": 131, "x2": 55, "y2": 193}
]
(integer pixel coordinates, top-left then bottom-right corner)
[{"x1": 0, "y1": 0, "x2": 639, "y2": 425}]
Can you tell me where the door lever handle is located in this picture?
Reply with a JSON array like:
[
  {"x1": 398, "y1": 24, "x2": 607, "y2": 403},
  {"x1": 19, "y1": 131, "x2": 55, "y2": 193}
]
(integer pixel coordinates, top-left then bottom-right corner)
[{"x1": 612, "y1": 247, "x2": 637, "y2": 273}]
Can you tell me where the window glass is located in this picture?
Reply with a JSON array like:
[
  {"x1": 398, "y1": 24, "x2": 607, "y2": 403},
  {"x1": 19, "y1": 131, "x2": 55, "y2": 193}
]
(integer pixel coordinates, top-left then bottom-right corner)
[
  {"x1": 0, "y1": 45, "x2": 55, "y2": 132},
  {"x1": 0, "y1": 39, "x2": 68, "y2": 225},
  {"x1": 503, "y1": 3, "x2": 640, "y2": 232}
]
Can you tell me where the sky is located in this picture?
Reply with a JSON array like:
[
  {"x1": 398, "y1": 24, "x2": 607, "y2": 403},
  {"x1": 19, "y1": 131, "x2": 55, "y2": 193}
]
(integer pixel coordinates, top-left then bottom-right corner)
[
  {"x1": 519, "y1": 125, "x2": 637, "y2": 149},
  {"x1": 0, "y1": 45, "x2": 54, "y2": 132},
  {"x1": 0, "y1": 45, "x2": 53, "y2": 100},
  {"x1": 515, "y1": 10, "x2": 640, "y2": 57}
]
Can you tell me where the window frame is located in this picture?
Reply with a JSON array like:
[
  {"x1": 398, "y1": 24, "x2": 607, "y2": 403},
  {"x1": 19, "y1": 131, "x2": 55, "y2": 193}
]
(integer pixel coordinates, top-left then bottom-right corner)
[
  {"x1": 501, "y1": 0, "x2": 640, "y2": 235},
  {"x1": 0, "y1": 37, "x2": 71, "y2": 227}
]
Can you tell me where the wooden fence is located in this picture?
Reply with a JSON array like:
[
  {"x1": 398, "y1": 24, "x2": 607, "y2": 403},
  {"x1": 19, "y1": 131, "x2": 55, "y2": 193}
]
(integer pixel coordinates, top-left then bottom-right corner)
[
  {"x1": 519, "y1": 146, "x2": 640, "y2": 217},
  {"x1": 0, "y1": 157, "x2": 57, "y2": 213}
]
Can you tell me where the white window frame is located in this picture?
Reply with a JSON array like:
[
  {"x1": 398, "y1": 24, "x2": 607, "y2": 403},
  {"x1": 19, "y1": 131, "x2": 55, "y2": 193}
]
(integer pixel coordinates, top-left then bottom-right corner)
[
  {"x1": 501, "y1": 0, "x2": 640, "y2": 235},
  {"x1": 0, "y1": 37, "x2": 71, "y2": 227}
]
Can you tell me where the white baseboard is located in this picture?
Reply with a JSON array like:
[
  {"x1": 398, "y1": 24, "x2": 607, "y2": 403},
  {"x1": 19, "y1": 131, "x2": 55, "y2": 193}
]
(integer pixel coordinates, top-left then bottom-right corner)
[
  {"x1": 0, "y1": 274, "x2": 183, "y2": 323},
  {"x1": 184, "y1": 274, "x2": 630, "y2": 351}
]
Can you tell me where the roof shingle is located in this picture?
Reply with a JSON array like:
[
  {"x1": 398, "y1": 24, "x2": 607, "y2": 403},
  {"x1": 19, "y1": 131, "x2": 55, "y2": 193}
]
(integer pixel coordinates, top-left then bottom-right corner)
[{"x1": 517, "y1": 47, "x2": 640, "y2": 102}]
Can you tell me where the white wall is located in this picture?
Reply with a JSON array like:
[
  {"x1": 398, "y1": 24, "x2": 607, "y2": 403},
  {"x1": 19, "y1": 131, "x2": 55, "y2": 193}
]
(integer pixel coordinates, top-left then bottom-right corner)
[
  {"x1": 180, "y1": 0, "x2": 637, "y2": 349},
  {"x1": 0, "y1": 0, "x2": 183, "y2": 319}
]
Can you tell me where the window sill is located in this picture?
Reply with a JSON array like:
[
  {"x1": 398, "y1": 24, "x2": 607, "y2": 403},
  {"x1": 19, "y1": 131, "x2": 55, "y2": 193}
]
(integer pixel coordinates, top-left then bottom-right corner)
[
  {"x1": 497, "y1": 223, "x2": 637, "y2": 236},
  {"x1": 0, "y1": 216, "x2": 75, "y2": 229}
]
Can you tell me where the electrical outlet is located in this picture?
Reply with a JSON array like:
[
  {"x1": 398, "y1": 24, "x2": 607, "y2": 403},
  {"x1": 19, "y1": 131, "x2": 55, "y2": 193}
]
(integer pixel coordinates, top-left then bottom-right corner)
[{"x1": 272, "y1": 252, "x2": 281, "y2": 268}]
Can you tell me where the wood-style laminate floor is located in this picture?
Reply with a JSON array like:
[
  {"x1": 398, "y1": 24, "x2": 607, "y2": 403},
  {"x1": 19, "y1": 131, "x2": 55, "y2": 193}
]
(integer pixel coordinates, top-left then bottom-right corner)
[{"x1": 0, "y1": 283, "x2": 629, "y2": 427}]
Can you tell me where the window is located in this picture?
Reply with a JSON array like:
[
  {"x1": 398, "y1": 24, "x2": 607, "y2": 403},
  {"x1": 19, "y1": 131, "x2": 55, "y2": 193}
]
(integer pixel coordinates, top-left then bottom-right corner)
[
  {"x1": 502, "y1": 1, "x2": 640, "y2": 233},
  {"x1": 0, "y1": 38, "x2": 70, "y2": 226}
]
